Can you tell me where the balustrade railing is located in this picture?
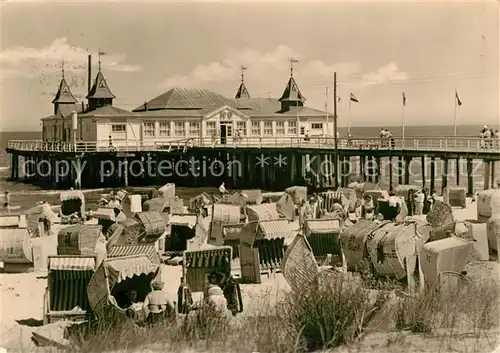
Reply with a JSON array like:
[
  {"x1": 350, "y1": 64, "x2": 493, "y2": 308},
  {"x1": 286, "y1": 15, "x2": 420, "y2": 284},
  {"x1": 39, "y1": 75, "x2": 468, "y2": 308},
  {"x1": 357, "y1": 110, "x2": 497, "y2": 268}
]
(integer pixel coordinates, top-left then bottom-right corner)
[{"x1": 6, "y1": 136, "x2": 500, "y2": 153}]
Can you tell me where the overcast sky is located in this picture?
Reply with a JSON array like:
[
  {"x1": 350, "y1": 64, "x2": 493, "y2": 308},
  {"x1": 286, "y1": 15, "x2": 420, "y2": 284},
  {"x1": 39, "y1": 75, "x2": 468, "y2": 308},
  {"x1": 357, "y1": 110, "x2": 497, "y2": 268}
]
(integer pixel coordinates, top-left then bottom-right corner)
[{"x1": 0, "y1": 0, "x2": 498, "y2": 131}]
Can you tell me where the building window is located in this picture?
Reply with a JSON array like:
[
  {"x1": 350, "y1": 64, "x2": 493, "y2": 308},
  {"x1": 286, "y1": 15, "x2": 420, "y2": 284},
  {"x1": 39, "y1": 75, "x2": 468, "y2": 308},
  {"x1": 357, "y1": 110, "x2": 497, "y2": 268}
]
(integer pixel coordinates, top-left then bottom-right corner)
[
  {"x1": 311, "y1": 123, "x2": 323, "y2": 131},
  {"x1": 276, "y1": 121, "x2": 285, "y2": 135},
  {"x1": 159, "y1": 122, "x2": 170, "y2": 137},
  {"x1": 143, "y1": 122, "x2": 155, "y2": 138},
  {"x1": 251, "y1": 121, "x2": 260, "y2": 136},
  {"x1": 300, "y1": 126, "x2": 306, "y2": 135},
  {"x1": 174, "y1": 122, "x2": 185, "y2": 137},
  {"x1": 236, "y1": 121, "x2": 247, "y2": 136},
  {"x1": 112, "y1": 124, "x2": 126, "y2": 133},
  {"x1": 263, "y1": 121, "x2": 273, "y2": 136},
  {"x1": 288, "y1": 121, "x2": 297, "y2": 135},
  {"x1": 189, "y1": 122, "x2": 201, "y2": 137},
  {"x1": 206, "y1": 121, "x2": 216, "y2": 137}
]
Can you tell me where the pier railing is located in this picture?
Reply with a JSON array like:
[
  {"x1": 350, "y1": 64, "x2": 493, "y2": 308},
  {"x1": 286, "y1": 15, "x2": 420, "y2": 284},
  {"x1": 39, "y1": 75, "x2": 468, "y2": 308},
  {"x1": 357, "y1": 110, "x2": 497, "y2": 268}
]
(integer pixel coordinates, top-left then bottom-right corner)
[{"x1": 6, "y1": 136, "x2": 500, "y2": 153}]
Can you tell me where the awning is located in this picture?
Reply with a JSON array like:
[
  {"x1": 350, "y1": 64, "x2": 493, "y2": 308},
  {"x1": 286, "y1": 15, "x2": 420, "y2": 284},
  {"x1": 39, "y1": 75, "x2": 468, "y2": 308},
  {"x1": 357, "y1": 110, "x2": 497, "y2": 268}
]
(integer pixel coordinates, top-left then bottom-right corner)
[
  {"x1": 168, "y1": 215, "x2": 197, "y2": 229},
  {"x1": 107, "y1": 244, "x2": 158, "y2": 264},
  {"x1": 106, "y1": 255, "x2": 159, "y2": 285},
  {"x1": 49, "y1": 257, "x2": 96, "y2": 271},
  {"x1": 60, "y1": 190, "x2": 85, "y2": 202},
  {"x1": 306, "y1": 219, "x2": 341, "y2": 234},
  {"x1": 0, "y1": 216, "x2": 20, "y2": 227},
  {"x1": 93, "y1": 208, "x2": 116, "y2": 221},
  {"x1": 258, "y1": 219, "x2": 297, "y2": 238}
]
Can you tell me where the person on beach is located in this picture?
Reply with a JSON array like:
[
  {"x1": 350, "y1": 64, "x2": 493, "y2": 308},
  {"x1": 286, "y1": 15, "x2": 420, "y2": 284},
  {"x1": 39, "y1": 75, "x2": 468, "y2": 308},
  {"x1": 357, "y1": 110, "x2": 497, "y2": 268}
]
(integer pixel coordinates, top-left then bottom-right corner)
[
  {"x1": 362, "y1": 195, "x2": 375, "y2": 220},
  {"x1": 304, "y1": 198, "x2": 315, "y2": 221},
  {"x1": 407, "y1": 189, "x2": 415, "y2": 216},
  {"x1": 218, "y1": 182, "x2": 227, "y2": 197},
  {"x1": 414, "y1": 189, "x2": 425, "y2": 215},
  {"x1": 422, "y1": 188, "x2": 431, "y2": 214},
  {"x1": 143, "y1": 281, "x2": 175, "y2": 326}
]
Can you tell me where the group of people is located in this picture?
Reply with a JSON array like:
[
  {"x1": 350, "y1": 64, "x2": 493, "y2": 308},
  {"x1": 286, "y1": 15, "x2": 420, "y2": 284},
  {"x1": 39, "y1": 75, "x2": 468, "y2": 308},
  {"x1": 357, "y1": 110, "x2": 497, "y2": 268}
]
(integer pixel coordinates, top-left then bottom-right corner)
[
  {"x1": 379, "y1": 128, "x2": 396, "y2": 148},
  {"x1": 121, "y1": 281, "x2": 176, "y2": 326},
  {"x1": 479, "y1": 125, "x2": 499, "y2": 148}
]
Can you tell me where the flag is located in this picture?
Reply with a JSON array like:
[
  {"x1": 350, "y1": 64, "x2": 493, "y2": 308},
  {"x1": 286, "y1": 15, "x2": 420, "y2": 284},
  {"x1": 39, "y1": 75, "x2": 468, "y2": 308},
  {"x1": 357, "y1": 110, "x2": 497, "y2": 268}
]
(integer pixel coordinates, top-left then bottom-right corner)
[
  {"x1": 290, "y1": 58, "x2": 299, "y2": 63},
  {"x1": 337, "y1": 97, "x2": 342, "y2": 102},
  {"x1": 402, "y1": 92, "x2": 407, "y2": 106},
  {"x1": 98, "y1": 51, "x2": 107, "y2": 56},
  {"x1": 350, "y1": 93, "x2": 359, "y2": 103},
  {"x1": 455, "y1": 90, "x2": 462, "y2": 106}
]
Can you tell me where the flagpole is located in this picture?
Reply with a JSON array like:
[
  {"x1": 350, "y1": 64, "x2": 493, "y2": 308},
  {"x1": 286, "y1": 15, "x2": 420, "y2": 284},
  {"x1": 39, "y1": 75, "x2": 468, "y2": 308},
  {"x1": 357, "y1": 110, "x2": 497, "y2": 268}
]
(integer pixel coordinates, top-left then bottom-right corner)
[
  {"x1": 325, "y1": 86, "x2": 329, "y2": 136},
  {"x1": 348, "y1": 97, "x2": 352, "y2": 135},
  {"x1": 401, "y1": 87, "x2": 405, "y2": 144},
  {"x1": 453, "y1": 90, "x2": 457, "y2": 137}
]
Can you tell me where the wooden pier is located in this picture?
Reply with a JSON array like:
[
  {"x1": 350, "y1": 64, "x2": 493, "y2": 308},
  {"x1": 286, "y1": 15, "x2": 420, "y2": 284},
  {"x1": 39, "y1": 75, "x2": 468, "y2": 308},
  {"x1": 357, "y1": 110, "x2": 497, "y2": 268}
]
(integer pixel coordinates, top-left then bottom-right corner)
[{"x1": 6, "y1": 136, "x2": 500, "y2": 195}]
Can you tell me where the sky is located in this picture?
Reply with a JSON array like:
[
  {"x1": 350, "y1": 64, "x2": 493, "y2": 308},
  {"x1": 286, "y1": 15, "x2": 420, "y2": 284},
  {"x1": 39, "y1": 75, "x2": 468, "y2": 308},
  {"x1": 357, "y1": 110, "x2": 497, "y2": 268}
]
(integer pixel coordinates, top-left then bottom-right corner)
[{"x1": 0, "y1": 0, "x2": 498, "y2": 131}]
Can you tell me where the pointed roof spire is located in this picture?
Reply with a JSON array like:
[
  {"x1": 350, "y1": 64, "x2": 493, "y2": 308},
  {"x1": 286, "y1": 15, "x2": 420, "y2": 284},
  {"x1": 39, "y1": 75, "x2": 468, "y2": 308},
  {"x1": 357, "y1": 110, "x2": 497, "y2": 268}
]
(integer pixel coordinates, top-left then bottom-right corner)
[
  {"x1": 86, "y1": 70, "x2": 116, "y2": 100},
  {"x1": 52, "y1": 61, "x2": 78, "y2": 104},
  {"x1": 235, "y1": 65, "x2": 250, "y2": 99},
  {"x1": 279, "y1": 58, "x2": 306, "y2": 103}
]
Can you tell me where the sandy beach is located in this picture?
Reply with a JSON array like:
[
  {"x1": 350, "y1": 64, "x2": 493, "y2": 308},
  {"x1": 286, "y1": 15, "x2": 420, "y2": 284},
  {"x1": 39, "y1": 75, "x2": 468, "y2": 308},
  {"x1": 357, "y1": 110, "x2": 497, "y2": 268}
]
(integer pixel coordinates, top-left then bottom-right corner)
[{"x1": 1, "y1": 198, "x2": 499, "y2": 353}]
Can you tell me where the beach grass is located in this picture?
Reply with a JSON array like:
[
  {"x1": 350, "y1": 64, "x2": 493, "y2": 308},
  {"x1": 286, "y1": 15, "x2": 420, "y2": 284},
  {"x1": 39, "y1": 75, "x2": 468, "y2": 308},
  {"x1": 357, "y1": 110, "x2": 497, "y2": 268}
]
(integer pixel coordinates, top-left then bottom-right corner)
[{"x1": 73, "y1": 271, "x2": 499, "y2": 353}]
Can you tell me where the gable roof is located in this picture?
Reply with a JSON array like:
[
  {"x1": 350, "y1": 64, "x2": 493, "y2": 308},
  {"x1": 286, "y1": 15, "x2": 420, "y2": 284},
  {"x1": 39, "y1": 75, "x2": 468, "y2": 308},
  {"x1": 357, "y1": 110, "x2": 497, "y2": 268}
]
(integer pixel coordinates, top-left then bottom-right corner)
[
  {"x1": 279, "y1": 76, "x2": 306, "y2": 103},
  {"x1": 235, "y1": 82, "x2": 251, "y2": 99},
  {"x1": 52, "y1": 77, "x2": 78, "y2": 104},
  {"x1": 133, "y1": 88, "x2": 234, "y2": 111},
  {"x1": 57, "y1": 103, "x2": 84, "y2": 118},
  {"x1": 86, "y1": 71, "x2": 116, "y2": 100},
  {"x1": 80, "y1": 105, "x2": 132, "y2": 117}
]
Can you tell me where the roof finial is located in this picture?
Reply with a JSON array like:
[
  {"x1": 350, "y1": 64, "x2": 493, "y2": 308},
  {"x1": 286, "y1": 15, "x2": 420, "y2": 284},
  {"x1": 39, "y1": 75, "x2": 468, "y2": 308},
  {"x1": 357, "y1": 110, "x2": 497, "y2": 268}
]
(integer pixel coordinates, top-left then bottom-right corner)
[
  {"x1": 290, "y1": 57, "x2": 299, "y2": 77},
  {"x1": 240, "y1": 65, "x2": 247, "y2": 83},
  {"x1": 61, "y1": 60, "x2": 65, "y2": 78}
]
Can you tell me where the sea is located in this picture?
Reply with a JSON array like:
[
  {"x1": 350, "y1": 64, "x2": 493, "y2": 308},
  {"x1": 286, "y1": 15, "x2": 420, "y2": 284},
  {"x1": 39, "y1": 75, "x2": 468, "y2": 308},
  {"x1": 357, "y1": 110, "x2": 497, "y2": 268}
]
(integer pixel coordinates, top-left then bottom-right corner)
[{"x1": 0, "y1": 125, "x2": 498, "y2": 213}]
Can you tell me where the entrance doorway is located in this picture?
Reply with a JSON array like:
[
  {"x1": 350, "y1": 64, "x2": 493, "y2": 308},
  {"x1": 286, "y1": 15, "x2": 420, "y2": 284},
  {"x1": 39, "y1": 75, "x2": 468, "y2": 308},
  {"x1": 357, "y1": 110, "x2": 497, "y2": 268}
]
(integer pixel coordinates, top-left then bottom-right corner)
[{"x1": 220, "y1": 122, "x2": 232, "y2": 145}]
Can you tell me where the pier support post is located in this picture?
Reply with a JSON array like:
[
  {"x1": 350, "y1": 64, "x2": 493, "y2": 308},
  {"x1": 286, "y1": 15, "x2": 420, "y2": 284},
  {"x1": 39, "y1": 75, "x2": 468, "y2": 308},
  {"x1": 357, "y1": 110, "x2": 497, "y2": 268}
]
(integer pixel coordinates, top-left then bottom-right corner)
[
  {"x1": 430, "y1": 157, "x2": 436, "y2": 193},
  {"x1": 343, "y1": 156, "x2": 350, "y2": 187},
  {"x1": 421, "y1": 156, "x2": 426, "y2": 189},
  {"x1": 442, "y1": 158, "x2": 448, "y2": 194},
  {"x1": 483, "y1": 160, "x2": 490, "y2": 190},
  {"x1": 123, "y1": 159, "x2": 129, "y2": 187},
  {"x1": 389, "y1": 157, "x2": 393, "y2": 192},
  {"x1": 404, "y1": 157, "x2": 411, "y2": 184},
  {"x1": 359, "y1": 156, "x2": 364, "y2": 182},
  {"x1": 491, "y1": 161, "x2": 496, "y2": 187},
  {"x1": 430, "y1": 157, "x2": 435, "y2": 193},
  {"x1": 398, "y1": 156, "x2": 403, "y2": 185},
  {"x1": 375, "y1": 156, "x2": 381, "y2": 184},
  {"x1": 11, "y1": 153, "x2": 18, "y2": 179},
  {"x1": 456, "y1": 158, "x2": 460, "y2": 186},
  {"x1": 466, "y1": 158, "x2": 473, "y2": 197}
]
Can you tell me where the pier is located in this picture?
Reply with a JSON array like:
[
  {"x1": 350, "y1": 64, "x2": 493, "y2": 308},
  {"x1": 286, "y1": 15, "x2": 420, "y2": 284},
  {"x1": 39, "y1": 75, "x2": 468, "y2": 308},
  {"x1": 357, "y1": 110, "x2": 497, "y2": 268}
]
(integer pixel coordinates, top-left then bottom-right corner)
[{"x1": 6, "y1": 136, "x2": 500, "y2": 194}]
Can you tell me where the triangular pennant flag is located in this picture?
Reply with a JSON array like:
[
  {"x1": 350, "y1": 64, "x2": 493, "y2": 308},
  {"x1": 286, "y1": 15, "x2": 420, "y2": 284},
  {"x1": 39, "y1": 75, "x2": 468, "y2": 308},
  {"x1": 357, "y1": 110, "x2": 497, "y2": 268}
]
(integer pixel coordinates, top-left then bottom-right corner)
[
  {"x1": 455, "y1": 90, "x2": 462, "y2": 106},
  {"x1": 350, "y1": 93, "x2": 359, "y2": 103},
  {"x1": 402, "y1": 92, "x2": 407, "y2": 106}
]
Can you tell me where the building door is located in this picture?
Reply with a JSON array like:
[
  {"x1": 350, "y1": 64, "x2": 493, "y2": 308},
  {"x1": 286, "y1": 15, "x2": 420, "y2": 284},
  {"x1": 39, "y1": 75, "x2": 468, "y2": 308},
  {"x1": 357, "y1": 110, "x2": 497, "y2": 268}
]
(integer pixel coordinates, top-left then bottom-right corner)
[
  {"x1": 220, "y1": 123, "x2": 232, "y2": 145},
  {"x1": 220, "y1": 125, "x2": 227, "y2": 145}
]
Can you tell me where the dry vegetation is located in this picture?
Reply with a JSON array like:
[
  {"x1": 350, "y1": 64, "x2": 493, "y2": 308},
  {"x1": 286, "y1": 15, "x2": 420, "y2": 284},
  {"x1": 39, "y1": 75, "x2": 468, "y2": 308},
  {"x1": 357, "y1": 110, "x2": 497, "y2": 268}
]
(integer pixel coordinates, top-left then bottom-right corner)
[{"x1": 71, "y1": 272, "x2": 499, "y2": 353}]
